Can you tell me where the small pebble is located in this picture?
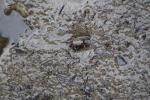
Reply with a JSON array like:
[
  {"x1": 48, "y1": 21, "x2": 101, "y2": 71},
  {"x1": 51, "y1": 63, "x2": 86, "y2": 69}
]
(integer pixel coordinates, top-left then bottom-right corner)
[{"x1": 115, "y1": 55, "x2": 127, "y2": 66}]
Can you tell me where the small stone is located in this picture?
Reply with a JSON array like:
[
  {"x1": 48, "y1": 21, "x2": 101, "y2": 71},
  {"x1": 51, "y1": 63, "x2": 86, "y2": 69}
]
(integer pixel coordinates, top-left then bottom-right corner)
[
  {"x1": 4, "y1": 7, "x2": 13, "y2": 15},
  {"x1": 115, "y1": 55, "x2": 127, "y2": 66}
]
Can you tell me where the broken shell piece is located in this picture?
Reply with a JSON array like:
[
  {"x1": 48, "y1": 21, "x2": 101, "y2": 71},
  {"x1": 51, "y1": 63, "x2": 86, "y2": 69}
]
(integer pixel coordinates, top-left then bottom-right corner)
[
  {"x1": 115, "y1": 55, "x2": 127, "y2": 66},
  {"x1": 4, "y1": 2, "x2": 29, "y2": 18}
]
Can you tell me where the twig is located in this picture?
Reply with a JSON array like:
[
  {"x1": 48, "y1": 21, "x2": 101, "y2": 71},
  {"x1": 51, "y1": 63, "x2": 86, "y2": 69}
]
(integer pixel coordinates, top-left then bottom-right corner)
[{"x1": 59, "y1": 5, "x2": 65, "y2": 15}]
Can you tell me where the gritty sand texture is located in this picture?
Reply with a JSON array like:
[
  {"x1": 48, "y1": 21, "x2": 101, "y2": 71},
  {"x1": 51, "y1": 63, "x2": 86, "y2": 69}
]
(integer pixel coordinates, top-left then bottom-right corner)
[{"x1": 0, "y1": 0, "x2": 150, "y2": 100}]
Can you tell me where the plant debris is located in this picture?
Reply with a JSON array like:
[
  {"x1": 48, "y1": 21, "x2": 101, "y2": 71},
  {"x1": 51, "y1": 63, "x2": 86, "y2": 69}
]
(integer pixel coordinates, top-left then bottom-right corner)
[{"x1": 0, "y1": 35, "x2": 9, "y2": 56}]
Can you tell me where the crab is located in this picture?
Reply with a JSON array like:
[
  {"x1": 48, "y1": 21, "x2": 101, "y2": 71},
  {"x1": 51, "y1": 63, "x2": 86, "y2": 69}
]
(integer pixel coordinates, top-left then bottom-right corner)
[{"x1": 69, "y1": 36, "x2": 91, "y2": 51}]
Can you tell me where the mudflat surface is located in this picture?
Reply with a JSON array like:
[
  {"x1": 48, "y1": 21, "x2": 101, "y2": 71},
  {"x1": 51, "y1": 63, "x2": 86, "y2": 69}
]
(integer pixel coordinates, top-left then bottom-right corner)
[{"x1": 0, "y1": 0, "x2": 150, "y2": 100}]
